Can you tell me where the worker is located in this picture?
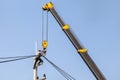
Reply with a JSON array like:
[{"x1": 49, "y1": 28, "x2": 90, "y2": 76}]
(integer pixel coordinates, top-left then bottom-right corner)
[
  {"x1": 33, "y1": 49, "x2": 46, "y2": 69},
  {"x1": 37, "y1": 57, "x2": 43, "y2": 66},
  {"x1": 40, "y1": 74, "x2": 46, "y2": 80}
]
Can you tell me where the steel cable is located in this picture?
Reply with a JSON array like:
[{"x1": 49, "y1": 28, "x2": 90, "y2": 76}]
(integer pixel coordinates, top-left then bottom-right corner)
[
  {"x1": 42, "y1": 9, "x2": 44, "y2": 42},
  {"x1": 46, "y1": 11, "x2": 48, "y2": 41},
  {"x1": 42, "y1": 9, "x2": 48, "y2": 42}
]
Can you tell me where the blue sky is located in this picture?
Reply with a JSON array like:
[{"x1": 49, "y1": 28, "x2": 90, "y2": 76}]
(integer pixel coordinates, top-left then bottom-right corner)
[{"x1": 0, "y1": 0, "x2": 120, "y2": 80}]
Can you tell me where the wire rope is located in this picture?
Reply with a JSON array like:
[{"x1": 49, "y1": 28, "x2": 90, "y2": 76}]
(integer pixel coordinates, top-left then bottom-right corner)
[
  {"x1": 42, "y1": 9, "x2": 49, "y2": 41},
  {"x1": 46, "y1": 11, "x2": 48, "y2": 41},
  {"x1": 42, "y1": 9, "x2": 44, "y2": 42}
]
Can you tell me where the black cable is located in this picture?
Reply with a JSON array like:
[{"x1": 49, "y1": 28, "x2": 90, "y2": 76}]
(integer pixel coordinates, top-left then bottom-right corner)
[
  {"x1": 51, "y1": 61, "x2": 76, "y2": 80},
  {"x1": 43, "y1": 56, "x2": 69, "y2": 80},
  {"x1": 43, "y1": 56, "x2": 74, "y2": 80},
  {"x1": 43, "y1": 56, "x2": 76, "y2": 80},
  {"x1": 46, "y1": 59, "x2": 71, "y2": 80},
  {"x1": 0, "y1": 56, "x2": 35, "y2": 64},
  {"x1": 45, "y1": 58, "x2": 71, "y2": 80},
  {"x1": 54, "y1": 66, "x2": 71, "y2": 80},
  {"x1": 0, "y1": 55, "x2": 36, "y2": 59},
  {"x1": 52, "y1": 63, "x2": 72, "y2": 80},
  {"x1": 50, "y1": 61, "x2": 75, "y2": 80}
]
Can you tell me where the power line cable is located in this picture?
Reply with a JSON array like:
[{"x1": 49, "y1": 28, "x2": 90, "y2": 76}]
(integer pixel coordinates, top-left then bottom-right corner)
[
  {"x1": 46, "y1": 59, "x2": 73, "y2": 80},
  {"x1": 45, "y1": 59, "x2": 71, "y2": 80},
  {"x1": 43, "y1": 56, "x2": 69, "y2": 79},
  {"x1": 52, "y1": 63, "x2": 73, "y2": 80},
  {"x1": 43, "y1": 56, "x2": 75, "y2": 80},
  {"x1": 53, "y1": 64, "x2": 75, "y2": 80},
  {"x1": 0, "y1": 55, "x2": 35, "y2": 64},
  {"x1": 43, "y1": 56, "x2": 76, "y2": 80},
  {"x1": 0, "y1": 55, "x2": 36, "y2": 59}
]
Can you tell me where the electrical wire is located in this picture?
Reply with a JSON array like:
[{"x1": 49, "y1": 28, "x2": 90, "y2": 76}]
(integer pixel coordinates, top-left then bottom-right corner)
[
  {"x1": 44, "y1": 56, "x2": 70, "y2": 80},
  {"x1": 0, "y1": 55, "x2": 36, "y2": 59},
  {"x1": 0, "y1": 55, "x2": 35, "y2": 64},
  {"x1": 50, "y1": 62, "x2": 73, "y2": 80},
  {"x1": 43, "y1": 56, "x2": 76, "y2": 80},
  {"x1": 0, "y1": 55, "x2": 76, "y2": 79},
  {"x1": 53, "y1": 63, "x2": 76, "y2": 80}
]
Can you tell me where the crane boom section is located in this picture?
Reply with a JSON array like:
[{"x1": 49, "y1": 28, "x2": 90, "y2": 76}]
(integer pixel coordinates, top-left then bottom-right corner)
[{"x1": 42, "y1": 2, "x2": 106, "y2": 80}]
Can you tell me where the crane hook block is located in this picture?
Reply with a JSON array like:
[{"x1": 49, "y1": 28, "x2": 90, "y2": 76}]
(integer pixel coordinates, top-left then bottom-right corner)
[
  {"x1": 42, "y1": 41, "x2": 48, "y2": 49},
  {"x1": 78, "y1": 48, "x2": 87, "y2": 53},
  {"x1": 42, "y1": 2, "x2": 54, "y2": 10},
  {"x1": 62, "y1": 24, "x2": 70, "y2": 30}
]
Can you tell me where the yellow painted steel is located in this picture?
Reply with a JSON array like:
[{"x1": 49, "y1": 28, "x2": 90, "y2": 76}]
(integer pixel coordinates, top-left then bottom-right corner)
[
  {"x1": 78, "y1": 49, "x2": 87, "y2": 53},
  {"x1": 42, "y1": 41, "x2": 48, "y2": 49},
  {"x1": 62, "y1": 24, "x2": 70, "y2": 30},
  {"x1": 42, "y1": 2, "x2": 54, "y2": 10}
]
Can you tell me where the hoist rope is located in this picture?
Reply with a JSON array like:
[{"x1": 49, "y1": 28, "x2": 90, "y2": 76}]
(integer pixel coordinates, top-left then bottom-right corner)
[
  {"x1": 42, "y1": 9, "x2": 48, "y2": 41},
  {"x1": 42, "y1": 9, "x2": 44, "y2": 42},
  {"x1": 43, "y1": 56, "x2": 76, "y2": 80},
  {"x1": 46, "y1": 11, "x2": 48, "y2": 41}
]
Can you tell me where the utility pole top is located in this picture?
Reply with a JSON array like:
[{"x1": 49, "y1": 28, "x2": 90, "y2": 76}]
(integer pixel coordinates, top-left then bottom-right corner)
[{"x1": 33, "y1": 49, "x2": 46, "y2": 80}]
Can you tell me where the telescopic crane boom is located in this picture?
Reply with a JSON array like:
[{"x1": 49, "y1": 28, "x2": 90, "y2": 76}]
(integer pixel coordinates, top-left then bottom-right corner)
[{"x1": 42, "y1": 2, "x2": 106, "y2": 80}]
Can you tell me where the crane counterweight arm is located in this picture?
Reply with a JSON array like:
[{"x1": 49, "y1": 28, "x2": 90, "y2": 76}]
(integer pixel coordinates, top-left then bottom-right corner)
[{"x1": 42, "y1": 2, "x2": 106, "y2": 80}]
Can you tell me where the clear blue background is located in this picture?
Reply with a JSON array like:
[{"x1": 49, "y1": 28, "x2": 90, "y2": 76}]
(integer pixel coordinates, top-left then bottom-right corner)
[{"x1": 0, "y1": 0, "x2": 120, "y2": 80}]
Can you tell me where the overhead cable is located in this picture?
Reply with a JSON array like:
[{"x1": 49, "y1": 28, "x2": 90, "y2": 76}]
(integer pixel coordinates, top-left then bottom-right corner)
[
  {"x1": 43, "y1": 56, "x2": 76, "y2": 80},
  {"x1": 0, "y1": 55, "x2": 35, "y2": 64},
  {"x1": 0, "y1": 55, "x2": 36, "y2": 59}
]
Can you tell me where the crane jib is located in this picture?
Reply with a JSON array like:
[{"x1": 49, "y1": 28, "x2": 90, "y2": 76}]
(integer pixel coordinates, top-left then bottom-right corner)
[{"x1": 42, "y1": 2, "x2": 106, "y2": 80}]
